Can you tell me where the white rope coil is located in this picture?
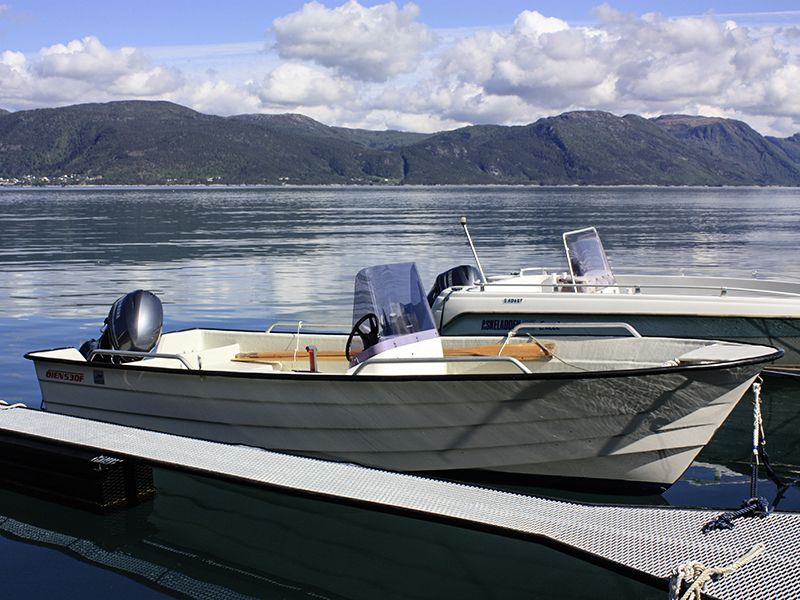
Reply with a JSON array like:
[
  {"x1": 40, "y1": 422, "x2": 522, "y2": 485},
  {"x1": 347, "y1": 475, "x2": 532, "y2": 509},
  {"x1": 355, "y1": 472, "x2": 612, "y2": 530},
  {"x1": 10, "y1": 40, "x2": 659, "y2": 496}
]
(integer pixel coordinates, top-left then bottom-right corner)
[{"x1": 669, "y1": 543, "x2": 766, "y2": 600}]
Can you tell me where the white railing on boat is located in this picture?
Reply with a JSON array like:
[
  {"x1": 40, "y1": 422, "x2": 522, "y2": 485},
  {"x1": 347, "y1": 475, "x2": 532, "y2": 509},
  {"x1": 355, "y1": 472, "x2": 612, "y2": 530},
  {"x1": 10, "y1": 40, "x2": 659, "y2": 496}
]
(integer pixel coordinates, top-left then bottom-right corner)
[
  {"x1": 510, "y1": 265, "x2": 800, "y2": 285},
  {"x1": 616, "y1": 266, "x2": 800, "y2": 283},
  {"x1": 266, "y1": 321, "x2": 349, "y2": 334},
  {"x1": 474, "y1": 281, "x2": 800, "y2": 298},
  {"x1": 515, "y1": 267, "x2": 561, "y2": 277},
  {"x1": 505, "y1": 322, "x2": 643, "y2": 338},
  {"x1": 351, "y1": 355, "x2": 533, "y2": 375},
  {"x1": 88, "y1": 349, "x2": 195, "y2": 370}
]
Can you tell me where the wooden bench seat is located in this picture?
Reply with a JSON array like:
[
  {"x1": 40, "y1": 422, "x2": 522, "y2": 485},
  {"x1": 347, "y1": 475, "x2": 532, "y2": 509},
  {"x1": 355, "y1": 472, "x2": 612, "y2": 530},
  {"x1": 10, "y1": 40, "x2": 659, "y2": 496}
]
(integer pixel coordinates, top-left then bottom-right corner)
[{"x1": 233, "y1": 341, "x2": 556, "y2": 364}]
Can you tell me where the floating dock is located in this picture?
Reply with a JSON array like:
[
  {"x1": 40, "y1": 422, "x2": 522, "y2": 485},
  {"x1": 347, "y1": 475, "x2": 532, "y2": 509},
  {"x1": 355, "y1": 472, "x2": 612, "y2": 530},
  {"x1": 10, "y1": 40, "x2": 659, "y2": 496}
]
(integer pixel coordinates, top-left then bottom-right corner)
[{"x1": 0, "y1": 405, "x2": 797, "y2": 600}]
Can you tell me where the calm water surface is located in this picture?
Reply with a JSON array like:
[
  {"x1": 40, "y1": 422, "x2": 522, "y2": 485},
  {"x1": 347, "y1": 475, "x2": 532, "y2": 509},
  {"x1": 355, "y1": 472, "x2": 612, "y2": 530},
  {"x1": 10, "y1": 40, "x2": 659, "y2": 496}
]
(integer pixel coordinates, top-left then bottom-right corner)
[{"x1": 1, "y1": 186, "x2": 799, "y2": 599}]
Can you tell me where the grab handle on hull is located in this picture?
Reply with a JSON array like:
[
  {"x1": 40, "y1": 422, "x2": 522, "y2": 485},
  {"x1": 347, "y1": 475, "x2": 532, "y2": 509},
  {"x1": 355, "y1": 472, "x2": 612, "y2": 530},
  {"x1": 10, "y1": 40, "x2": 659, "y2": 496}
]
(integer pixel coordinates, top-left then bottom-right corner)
[
  {"x1": 351, "y1": 355, "x2": 532, "y2": 375},
  {"x1": 506, "y1": 322, "x2": 643, "y2": 338},
  {"x1": 87, "y1": 349, "x2": 195, "y2": 370}
]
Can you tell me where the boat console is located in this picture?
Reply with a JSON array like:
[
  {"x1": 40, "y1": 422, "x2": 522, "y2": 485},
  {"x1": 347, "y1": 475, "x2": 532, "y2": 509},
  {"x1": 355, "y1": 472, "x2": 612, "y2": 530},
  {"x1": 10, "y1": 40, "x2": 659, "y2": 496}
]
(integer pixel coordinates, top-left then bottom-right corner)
[{"x1": 347, "y1": 262, "x2": 444, "y2": 374}]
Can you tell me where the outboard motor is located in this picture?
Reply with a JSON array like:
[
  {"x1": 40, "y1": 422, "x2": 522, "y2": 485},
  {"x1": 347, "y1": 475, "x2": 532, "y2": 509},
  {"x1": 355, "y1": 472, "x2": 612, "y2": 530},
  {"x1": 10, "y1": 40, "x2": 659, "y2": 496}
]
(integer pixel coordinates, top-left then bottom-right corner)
[
  {"x1": 427, "y1": 265, "x2": 482, "y2": 306},
  {"x1": 79, "y1": 290, "x2": 163, "y2": 363}
]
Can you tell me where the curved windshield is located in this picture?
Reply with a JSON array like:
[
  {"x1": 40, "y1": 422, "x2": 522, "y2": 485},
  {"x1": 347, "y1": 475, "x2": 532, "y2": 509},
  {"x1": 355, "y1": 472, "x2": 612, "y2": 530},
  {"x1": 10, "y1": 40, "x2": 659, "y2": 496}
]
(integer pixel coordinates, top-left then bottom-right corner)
[
  {"x1": 563, "y1": 227, "x2": 616, "y2": 289},
  {"x1": 352, "y1": 262, "x2": 436, "y2": 339}
]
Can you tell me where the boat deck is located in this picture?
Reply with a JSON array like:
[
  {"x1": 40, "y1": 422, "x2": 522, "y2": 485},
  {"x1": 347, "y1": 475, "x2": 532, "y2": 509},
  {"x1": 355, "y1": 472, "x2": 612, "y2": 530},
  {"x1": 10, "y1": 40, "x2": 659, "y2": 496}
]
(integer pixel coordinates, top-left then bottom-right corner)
[{"x1": 0, "y1": 405, "x2": 798, "y2": 600}]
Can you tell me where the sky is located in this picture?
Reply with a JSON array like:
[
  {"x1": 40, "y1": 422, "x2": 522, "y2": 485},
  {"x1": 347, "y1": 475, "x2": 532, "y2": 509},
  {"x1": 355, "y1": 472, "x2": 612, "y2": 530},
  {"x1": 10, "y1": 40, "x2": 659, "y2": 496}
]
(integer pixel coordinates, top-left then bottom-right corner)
[{"x1": 1, "y1": 1, "x2": 799, "y2": 135}]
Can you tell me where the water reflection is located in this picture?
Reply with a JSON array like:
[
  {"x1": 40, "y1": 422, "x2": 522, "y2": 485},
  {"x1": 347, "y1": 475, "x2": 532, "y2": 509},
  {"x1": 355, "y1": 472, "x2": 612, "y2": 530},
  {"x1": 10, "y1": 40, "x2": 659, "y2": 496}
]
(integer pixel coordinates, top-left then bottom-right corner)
[
  {"x1": 0, "y1": 469, "x2": 663, "y2": 600},
  {"x1": 2, "y1": 187, "x2": 800, "y2": 319}
]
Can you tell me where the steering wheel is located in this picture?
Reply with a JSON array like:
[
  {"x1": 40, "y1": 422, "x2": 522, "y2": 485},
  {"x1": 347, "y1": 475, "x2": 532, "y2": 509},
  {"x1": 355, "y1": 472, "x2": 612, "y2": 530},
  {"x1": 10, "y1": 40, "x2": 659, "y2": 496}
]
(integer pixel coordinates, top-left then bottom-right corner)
[{"x1": 345, "y1": 313, "x2": 380, "y2": 362}]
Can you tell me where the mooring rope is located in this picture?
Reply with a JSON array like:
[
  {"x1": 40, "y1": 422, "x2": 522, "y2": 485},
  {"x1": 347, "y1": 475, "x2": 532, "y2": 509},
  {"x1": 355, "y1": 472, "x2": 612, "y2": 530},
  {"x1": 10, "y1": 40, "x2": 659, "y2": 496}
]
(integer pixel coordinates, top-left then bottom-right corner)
[
  {"x1": 752, "y1": 377, "x2": 798, "y2": 496},
  {"x1": 669, "y1": 543, "x2": 766, "y2": 600},
  {"x1": 292, "y1": 320, "x2": 303, "y2": 363},
  {"x1": 750, "y1": 377, "x2": 764, "y2": 498},
  {"x1": 702, "y1": 377, "x2": 774, "y2": 533}
]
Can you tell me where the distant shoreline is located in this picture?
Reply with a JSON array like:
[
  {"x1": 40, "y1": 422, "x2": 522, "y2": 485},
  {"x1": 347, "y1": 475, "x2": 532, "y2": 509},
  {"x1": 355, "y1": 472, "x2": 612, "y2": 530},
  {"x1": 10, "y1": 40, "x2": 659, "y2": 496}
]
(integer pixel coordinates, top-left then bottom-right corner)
[{"x1": 1, "y1": 183, "x2": 797, "y2": 191}]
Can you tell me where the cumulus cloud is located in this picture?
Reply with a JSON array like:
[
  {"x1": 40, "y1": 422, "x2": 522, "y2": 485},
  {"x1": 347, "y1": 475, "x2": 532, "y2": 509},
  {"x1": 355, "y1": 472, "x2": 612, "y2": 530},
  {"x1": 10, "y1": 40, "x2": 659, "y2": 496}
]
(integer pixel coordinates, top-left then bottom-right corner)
[
  {"x1": 37, "y1": 38, "x2": 145, "y2": 81},
  {"x1": 0, "y1": 50, "x2": 31, "y2": 102},
  {"x1": 0, "y1": 36, "x2": 185, "y2": 107},
  {"x1": 1, "y1": 49, "x2": 25, "y2": 72},
  {"x1": 37, "y1": 37, "x2": 183, "y2": 94},
  {"x1": 430, "y1": 7, "x2": 800, "y2": 134},
  {"x1": 438, "y1": 13, "x2": 616, "y2": 111},
  {"x1": 259, "y1": 62, "x2": 356, "y2": 106},
  {"x1": 178, "y1": 79, "x2": 263, "y2": 115},
  {"x1": 272, "y1": 0, "x2": 434, "y2": 82}
]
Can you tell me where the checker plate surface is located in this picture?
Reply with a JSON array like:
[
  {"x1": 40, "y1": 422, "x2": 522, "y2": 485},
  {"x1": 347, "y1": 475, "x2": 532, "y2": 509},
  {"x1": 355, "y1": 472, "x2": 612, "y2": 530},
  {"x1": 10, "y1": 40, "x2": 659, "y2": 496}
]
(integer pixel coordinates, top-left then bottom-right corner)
[{"x1": 1, "y1": 407, "x2": 797, "y2": 599}]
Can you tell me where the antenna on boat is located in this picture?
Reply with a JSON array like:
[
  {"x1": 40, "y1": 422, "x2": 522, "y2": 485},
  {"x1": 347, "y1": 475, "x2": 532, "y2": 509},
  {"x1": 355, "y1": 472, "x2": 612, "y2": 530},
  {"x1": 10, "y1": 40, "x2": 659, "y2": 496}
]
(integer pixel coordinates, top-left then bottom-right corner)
[{"x1": 459, "y1": 216, "x2": 487, "y2": 285}]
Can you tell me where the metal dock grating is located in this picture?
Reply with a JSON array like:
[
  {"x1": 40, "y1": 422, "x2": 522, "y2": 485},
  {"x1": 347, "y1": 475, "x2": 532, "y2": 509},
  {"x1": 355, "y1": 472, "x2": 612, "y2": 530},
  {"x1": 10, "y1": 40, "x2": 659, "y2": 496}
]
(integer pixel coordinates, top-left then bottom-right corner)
[{"x1": 1, "y1": 406, "x2": 798, "y2": 600}]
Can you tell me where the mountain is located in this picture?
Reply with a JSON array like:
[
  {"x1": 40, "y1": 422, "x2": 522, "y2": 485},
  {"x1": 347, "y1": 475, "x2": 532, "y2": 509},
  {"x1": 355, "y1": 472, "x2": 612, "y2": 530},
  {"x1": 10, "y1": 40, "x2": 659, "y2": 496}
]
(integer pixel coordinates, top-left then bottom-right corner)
[
  {"x1": 0, "y1": 101, "x2": 402, "y2": 184},
  {"x1": 651, "y1": 115, "x2": 800, "y2": 186},
  {"x1": 399, "y1": 111, "x2": 760, "y2": 185},
  {"x1": 1, "y1": 101, "x2": 798, "y2": 185},
  {"x1": 766, "y1": 133, "x2": 800, "y2": 164},
  {"x1": 230, "y1": 113, "x2": 430, "y2": 150},
  {"x1": 0, "y1": 109, "x2": 8, "y2": 115}
]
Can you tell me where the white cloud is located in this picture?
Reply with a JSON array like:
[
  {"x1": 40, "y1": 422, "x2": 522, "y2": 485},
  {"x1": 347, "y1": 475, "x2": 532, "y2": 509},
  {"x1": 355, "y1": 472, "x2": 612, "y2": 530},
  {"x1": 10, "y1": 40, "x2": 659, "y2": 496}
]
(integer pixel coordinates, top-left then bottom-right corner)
[
  {"x1": 37, "y1": 37, "x2": 146, "y2": 82},
  {"x1": 259, "y1": 62, "x2": 356, "y2": 106},
  {"x1": 272, "y1": 0, "x2": 434, "y2": 82},
  {"x1": 438, "y1": 11, "x2": 616, "y2": 111},
  {"x1": 429, "y1": 7, "x2": 800, "y2": 134},
  {"x1": 109, "y1": 66, "x2": 183, "y2": 96},
  {"x1": 0, "y1": 50, "x2": 32, "y2": 104},
  {"x1": 762, "y1": 63, "x2": 800, "y2": 117},
  {"x1": 174, "y1": 79, "x2": 263, "y2": 115},
  {"x1": 0, "y1": 36, "x2": 186, "y2": 107},
  {"x1": 0, "y1": 36, "x2": 187, "y2": 108},
  {"x1": 1, "y1": 49, "x2": 25, "y2": 72}
]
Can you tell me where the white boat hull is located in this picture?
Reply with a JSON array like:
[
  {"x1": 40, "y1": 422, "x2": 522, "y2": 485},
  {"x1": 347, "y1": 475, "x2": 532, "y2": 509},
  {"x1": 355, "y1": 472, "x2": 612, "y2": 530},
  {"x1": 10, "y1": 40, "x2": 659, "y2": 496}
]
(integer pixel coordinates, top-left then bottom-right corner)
[{"x1": 30, "y1": 345, "x2": 768, "y2": 491}]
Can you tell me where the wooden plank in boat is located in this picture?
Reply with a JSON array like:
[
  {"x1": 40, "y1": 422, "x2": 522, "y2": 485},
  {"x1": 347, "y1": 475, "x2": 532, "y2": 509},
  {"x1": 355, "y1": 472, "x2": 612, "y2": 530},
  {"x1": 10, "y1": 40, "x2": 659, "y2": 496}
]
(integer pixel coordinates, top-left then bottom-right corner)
[
  {"x1": 446, "y1": 341, "x2": 556, "y2": 360},
  {"x1": 233, "y1": 342, "x2": 555, "y2": 364}
]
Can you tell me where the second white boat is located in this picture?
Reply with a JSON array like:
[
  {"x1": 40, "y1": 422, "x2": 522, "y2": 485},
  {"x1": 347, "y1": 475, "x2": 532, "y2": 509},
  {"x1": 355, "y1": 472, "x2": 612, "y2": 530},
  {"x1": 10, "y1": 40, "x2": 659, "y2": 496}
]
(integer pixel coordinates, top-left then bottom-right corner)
[{"x1": 429, "y1": 222, "x2": 800, "y2": 373}]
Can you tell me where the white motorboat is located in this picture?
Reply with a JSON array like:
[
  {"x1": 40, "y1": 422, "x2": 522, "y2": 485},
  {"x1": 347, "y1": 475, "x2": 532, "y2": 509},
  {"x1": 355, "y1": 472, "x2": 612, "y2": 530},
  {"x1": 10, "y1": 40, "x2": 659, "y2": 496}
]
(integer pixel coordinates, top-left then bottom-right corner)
[
  {"x1": 27, "y1": 262, "x2": 781, "y2": 492},
  {"x1": 429, "y1": 222, "x2": 800, "y2": 373}
]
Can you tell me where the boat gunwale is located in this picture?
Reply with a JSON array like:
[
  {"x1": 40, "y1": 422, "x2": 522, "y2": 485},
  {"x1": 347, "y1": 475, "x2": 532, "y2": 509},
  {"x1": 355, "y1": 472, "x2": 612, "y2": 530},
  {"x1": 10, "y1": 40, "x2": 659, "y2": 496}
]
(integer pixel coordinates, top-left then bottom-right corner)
[{"x1": 439, "y1": 282, "x2": 800, "y2": 304}]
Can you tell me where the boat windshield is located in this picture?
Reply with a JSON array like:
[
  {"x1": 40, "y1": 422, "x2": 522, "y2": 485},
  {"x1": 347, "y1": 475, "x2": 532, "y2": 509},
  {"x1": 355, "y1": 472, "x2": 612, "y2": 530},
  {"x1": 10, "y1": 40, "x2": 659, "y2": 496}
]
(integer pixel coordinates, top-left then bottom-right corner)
[
  {"x1": 352, "y1": 262, "x2": 437, "y2": 339},
  {"x1": 563, "y1": 227, "x2": 616, "y2": 291}
]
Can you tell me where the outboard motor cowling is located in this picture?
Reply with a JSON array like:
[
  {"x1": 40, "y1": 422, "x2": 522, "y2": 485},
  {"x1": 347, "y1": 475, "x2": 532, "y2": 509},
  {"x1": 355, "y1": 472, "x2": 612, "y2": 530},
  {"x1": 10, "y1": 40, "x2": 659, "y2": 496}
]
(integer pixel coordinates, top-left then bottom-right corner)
[
  {"x1": 80, "y1": 290, "x2": 163, "y2": 362},
  {"x1": 427, "y1": 265, "x2": 482, "y2": 306}
]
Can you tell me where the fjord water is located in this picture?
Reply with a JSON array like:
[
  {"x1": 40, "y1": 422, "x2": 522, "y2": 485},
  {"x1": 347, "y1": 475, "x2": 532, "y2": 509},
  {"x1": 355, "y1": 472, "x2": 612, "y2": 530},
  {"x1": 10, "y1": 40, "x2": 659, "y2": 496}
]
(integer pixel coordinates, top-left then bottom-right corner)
[{"x1": 1, "y1": 186, "x2": 799, "y2": 599}]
